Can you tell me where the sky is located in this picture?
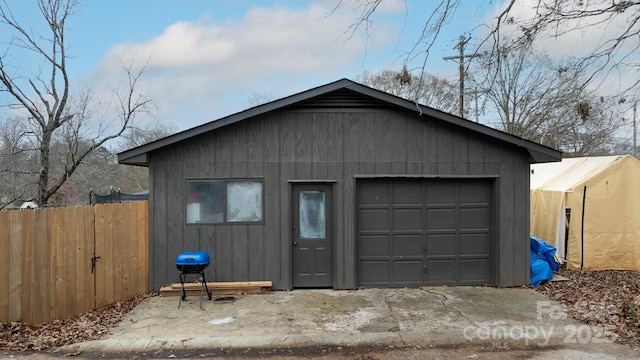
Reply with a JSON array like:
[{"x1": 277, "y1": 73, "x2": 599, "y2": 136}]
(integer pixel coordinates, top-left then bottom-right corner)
[
  {"x1": 0, "y1": 0, "x2": 636, "y2": 144},
  {"x1": 0, "y1": 0, "x2": 505, "y2": 135}
]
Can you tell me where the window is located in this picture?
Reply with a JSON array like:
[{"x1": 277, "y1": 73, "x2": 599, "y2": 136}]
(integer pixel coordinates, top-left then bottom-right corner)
[{"x1": 186, "y1": 179, "x2": 263, "y2": 224}]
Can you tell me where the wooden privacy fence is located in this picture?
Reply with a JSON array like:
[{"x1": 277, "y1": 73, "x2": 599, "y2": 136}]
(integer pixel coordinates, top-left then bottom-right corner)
[{"x1": 0, "y1": 201, "x2": 149, "y2": 324}]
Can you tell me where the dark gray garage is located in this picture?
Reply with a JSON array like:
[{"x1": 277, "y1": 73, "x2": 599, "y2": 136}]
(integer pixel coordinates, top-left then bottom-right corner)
[
  {"x1": 118, "y1": 78, "x2": 561, "y2": 291},
  {"x1": 357, "y1": 178, "x2": 492, "y2": 287}
]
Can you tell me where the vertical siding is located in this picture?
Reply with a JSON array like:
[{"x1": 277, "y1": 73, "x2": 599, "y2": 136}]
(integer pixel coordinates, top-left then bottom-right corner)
[{"x1": 150, "y1": 106, "x2": 533, "y2": 290}]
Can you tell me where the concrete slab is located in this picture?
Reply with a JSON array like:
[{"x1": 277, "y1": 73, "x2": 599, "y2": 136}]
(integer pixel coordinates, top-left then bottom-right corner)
[{"x1": 58, "y1": 287, "x2": 639, "y2": 359}]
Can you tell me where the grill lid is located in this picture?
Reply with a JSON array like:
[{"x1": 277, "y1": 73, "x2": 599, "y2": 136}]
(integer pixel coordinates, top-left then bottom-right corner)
[{"x1": 176, "y1": 251, "x2": 210, "y2": 267}]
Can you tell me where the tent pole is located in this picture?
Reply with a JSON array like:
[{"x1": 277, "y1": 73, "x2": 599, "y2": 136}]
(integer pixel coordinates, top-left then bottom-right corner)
[{"x1": 581, "y1": 186, "x2": 587, "y2": 270}]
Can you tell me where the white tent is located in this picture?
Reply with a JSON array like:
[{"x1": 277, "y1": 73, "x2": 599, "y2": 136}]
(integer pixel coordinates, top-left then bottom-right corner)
[{"x1": 530, "y1": 155, "x2": 640, "y2": 270}]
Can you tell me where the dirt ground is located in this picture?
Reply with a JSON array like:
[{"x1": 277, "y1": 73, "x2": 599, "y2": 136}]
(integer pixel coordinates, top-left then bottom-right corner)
[{"x1": 535, "y1": 268, "x2": 640, "y2": 348}]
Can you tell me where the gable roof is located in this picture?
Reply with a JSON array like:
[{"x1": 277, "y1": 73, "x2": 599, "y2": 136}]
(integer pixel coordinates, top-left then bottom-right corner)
[{"x1": 118, "y1": 78, "x2": 561, "y2": 166}]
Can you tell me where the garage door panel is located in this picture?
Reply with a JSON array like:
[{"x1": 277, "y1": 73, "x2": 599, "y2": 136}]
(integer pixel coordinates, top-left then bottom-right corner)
[
  {"x1": 426, "y1": 234, "x2": 456, "y2": 255},
  {"x1": 426, "y1": 182, "x2": 455, "y2": 204},
  {"x1": 460, "y1": 208, "x2": 490, "y2": 229},
  {"x1": 393, "y1": 182, "x2": 423, "y2": 204},
  {"x1": 393, "y1": 208, "x2": 423, "y2": 230},
  {"x1": 459, "y1": 182, "x2": 491, "y2": 204},
  {"x1": 359, "y1": 234, "x2": 390, "y2": 257},
  {"x1": 358, "y1": 183, "x2": 389, "y2": 204},
  {"x1": 460, "y1": 259, "x2": 490, "y2": 282},
  {"x1": 460, "y1": 234, "x2": 490, "y2": 255},
  {"x1": 359, "y1": 260, "x2": 390, "y2": 285},
  {"x1": 426, "y1": 208, "x2": 456, "y2": 229},
  {"x1": 359, "y1": 208, "x2": 389, "y2": 230},
  {"x1": 393, "y1": 260, "x2": 423, "y2": 284},
  {"x1": 394, "y1": 234, "x2": 424, "y2": 255},
  {"x1": 425, "y1": 260, "x2": 456, "y2": 283}
]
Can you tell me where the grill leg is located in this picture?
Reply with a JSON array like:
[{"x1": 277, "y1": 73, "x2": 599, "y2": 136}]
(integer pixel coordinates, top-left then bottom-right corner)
[
  {"x1": 201, "y1": 271, "x2": 212, "y2": 300},
  {"x1": 178, "y1": 272, "x2": 188, "y2": 309},
  {"x1": 199, "y1": 274, "x2": 204, "y2": 309}
]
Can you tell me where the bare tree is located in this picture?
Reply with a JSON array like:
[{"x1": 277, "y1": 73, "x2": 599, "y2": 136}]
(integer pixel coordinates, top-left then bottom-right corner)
[
  {"x1": 470, "y1": 45, "x2": 624, "y2": 155},
  {"x1": 358, "y1": 66, "x2": 460, "y2": 114},
  {"x1": 333, "y1": 1, "x2": 640, "y2": 94},
  {"x1": 0, "y1": 0, "x2": 152, "y2": 207},
  {"x1": 0, "y1": 117, "x2": 34, "y2": 206}
]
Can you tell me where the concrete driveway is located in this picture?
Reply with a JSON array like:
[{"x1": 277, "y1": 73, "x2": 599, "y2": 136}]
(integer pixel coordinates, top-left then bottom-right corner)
[{"x1": 59, "y1": 287, "x2": 639, "y2": 359}]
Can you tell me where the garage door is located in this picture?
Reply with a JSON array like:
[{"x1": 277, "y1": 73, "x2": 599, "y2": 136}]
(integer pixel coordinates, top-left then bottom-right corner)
[{"x1": 357, "y1": 179, "x2": 492, "y2": 287}]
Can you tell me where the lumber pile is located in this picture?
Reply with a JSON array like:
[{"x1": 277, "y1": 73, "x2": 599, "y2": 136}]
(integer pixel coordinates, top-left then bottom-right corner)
[{"x1": 159, "y1": 281, "x2": 272, "y2": 297}]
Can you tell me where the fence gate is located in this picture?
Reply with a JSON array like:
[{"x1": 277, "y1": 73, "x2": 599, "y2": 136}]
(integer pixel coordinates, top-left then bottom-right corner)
[{"x1": 0, "y1": 202, "x2": 149, "y2": 324}]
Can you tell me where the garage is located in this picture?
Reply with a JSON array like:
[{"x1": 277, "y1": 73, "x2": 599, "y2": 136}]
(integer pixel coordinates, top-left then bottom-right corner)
[
  {"x1": 357, "y1": 178, "x2": 493, "y2": 287},
  {"x1": 119, "y1": 78, "x2": 560, "y2": 290}
]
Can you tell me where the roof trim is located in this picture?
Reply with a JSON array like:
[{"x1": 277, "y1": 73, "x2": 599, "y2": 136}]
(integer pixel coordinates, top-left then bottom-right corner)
[{"x1": 118, "y1": 78, "x2": 561, "y2": 166}]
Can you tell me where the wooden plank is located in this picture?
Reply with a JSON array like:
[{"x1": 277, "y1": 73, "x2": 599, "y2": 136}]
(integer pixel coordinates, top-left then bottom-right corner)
[
  {"x1": 215, "y1": 225, "x2": 233, "y2": 281},
  {"x1": 20, "y1": 210, "x2": 34, "y2": 323},
  {"x1": 159, "y1": 287, "x2": 268, "y2": 297},
  {"x1": 247, "y1": 222, "x2": 265, "y2": 280},
  {"x1": 94, "y1": 204, "x2": 107, "y2": 308},
  {"x1": 422, "y1": 118, "x2": 439, "y2": 164},
  {"x1": 231, "y1": 124, "x2": 248, "y2": 175},
  {"x1": 33, "y1": 209, "x2": 50, "y2": 323},
  {"x1": 140, "y1": 201, "x2": 150, "y2": 293},
  {"x1": 342, "y1": 112, "x2": 358, "y2": 163},
  {"x1": 116, "y1": 202, "x2": 129, "y2": 299},
  {"x1": 231, "y1": 225, "x2": 248, "y2": 281},
  {"x1": 8, "y1": 211, "x2": 23, "y2": 322},
  {"x1": 165, "y1": 161, "x2": 186, "y2": 288},
  {"x1": 263, "y1": 113, "x2": 281, "y2": 162},
  {"x1": 50, "y1": 207, "x2": 65, "y2": 320},
  {"x1": 294, "y1": 112, "x2": 312, "y2": 162},
  {"x1": 512, "y1": 160, "x2": 530, "y2": 286},
  {"x1": 405, "y1": 114, "x2": 423, "y2": 163},
  {"x1": 374, "y1": 111, "x2": 393, "y2": 163},
  {"x1": 169, "y1": 281, "x2": 272, "y2": 289},
  {"x1": 129, "y1": 202, "x2": 139, "y2": 294},
  {"x1": 499, "y1": 165, "x2": 516, "y2": 286},
  {"x1": 389, "y1": 112, "x2": 407, "y2": 163},
  {"x1": 0, "y1": 211, "x2": 11, "y2": 322},
  {"x1": 280, "y1": 113, "x2": 297, "y2": 162},
  {"x1": 356, "y1": 112, "x2": 375, "y2": 162},
  {"x1": 63, "y1": 207, "x2": 76, "y2": 319},
  {"x1": 103, "y1": 204, "x2": 115, "y2": 305},
  {"x1": 279, "y1": 162, "x2": 296, "y2": 289},
  {"x1": 247, "y1": 115, "x2": 266, "y2": 163},
  {"x1": 263, "y1": 163, "x2": 281, "y2": 288},
  {"x1": 76, "y1": 206, "x2": 93, "y2": 315},
  {"x1": 340, "y1": 163, "x2": 355, "y2": 289}
]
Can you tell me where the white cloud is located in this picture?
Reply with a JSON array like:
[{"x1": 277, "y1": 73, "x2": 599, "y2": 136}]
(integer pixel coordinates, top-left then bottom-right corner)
[{"x1": 90, "y1": 3, "x2": 398, "y2": 131}]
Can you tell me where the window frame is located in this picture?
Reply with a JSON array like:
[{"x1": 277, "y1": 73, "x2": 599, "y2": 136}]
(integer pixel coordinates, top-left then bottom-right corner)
[{"x1": 185, "y1": 178, "x2": 265, "y2": 225}]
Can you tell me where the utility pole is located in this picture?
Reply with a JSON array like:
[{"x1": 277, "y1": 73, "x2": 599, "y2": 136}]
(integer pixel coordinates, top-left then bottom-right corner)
[{"x1": 443, "y1": 35, "x2": 481, "y2": 118}]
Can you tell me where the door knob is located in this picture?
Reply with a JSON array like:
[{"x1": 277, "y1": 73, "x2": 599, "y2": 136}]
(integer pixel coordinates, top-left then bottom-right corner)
[{"x1": 293, "y1": 242, "x2": 298, "y2": 246}]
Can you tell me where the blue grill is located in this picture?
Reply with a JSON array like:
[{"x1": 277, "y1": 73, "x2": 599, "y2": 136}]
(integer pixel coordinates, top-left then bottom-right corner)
[{"x1": 175, "y1": 251, "x2": 212, "y2": 308}]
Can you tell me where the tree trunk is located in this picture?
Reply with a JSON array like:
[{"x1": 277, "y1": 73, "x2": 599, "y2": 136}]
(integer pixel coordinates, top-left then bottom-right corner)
[{"x1": 37, "y1": 128, "x2": 52, "y2": 206}]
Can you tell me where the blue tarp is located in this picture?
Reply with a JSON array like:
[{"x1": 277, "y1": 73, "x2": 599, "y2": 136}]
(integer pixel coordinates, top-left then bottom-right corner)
[{"x1": 530, "y1": 235, "x2": 559, "y2": 286}]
